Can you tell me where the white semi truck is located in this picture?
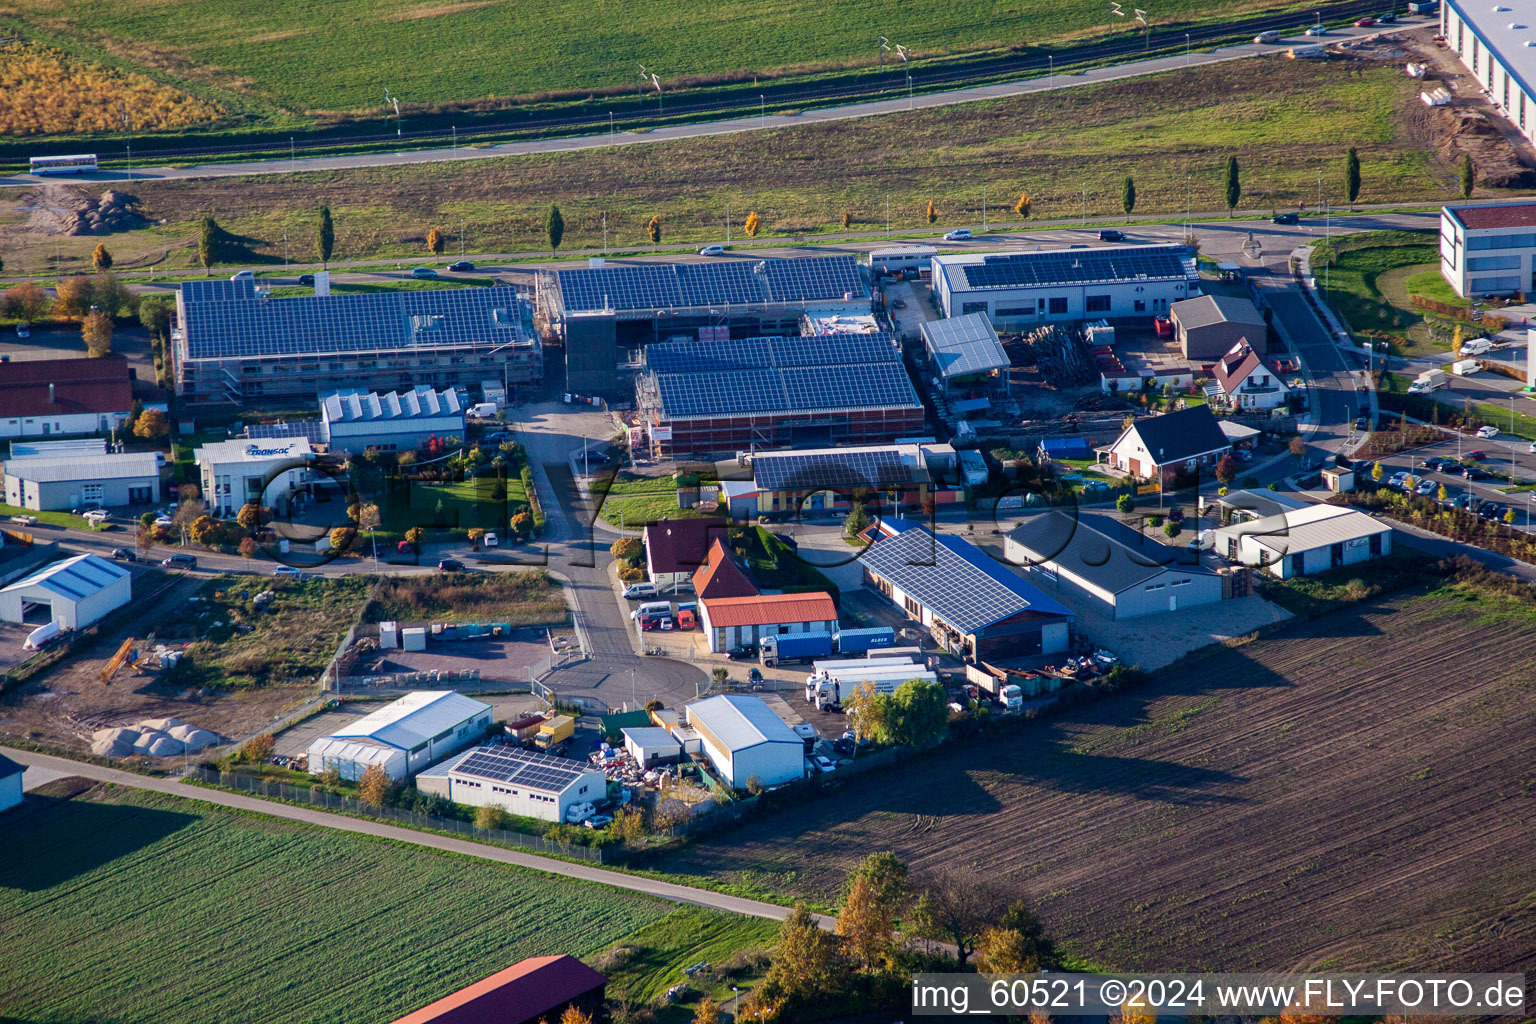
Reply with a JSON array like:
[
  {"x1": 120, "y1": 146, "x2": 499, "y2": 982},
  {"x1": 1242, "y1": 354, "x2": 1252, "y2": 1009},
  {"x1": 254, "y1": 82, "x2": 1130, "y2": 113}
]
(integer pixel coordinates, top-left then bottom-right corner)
[{"x1": 805, "y1": 657, "x2": 938, "y2": 711}]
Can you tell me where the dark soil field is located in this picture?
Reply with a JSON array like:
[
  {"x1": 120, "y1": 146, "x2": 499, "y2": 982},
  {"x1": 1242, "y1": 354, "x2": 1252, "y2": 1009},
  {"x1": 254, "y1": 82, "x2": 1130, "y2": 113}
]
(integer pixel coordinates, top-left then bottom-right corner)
[{"x1": 649, "y1": 581, "x2": 1536, "y2": 975}]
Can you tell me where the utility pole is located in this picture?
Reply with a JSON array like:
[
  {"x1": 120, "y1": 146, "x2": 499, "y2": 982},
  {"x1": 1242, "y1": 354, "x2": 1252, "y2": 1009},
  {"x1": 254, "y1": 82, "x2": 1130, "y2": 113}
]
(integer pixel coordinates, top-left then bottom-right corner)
[
  {"x1": 726, "y1": 202, "x2": 731, "y2": 244},
  {"x1": 451, "y1": 124, "x2": 456, "y2": 159},
  {"x1": 461, "y1": 220, "x2": 466, "y2": 259},
  {"x1": 760, "y1": 94, "x2": 765, "y2": 129},
  {"x1": 609, "y1": 111, "x2": 614, "y2": 144},
  {"x1": 290, "y1": 137, "x2": 295, "y2": 174},
  {"x1": 886, "y1": 196, "x2": 891, "y2": 236},
  {"x1": 602, "y1": 211, "x2": 608, "y2": 254},
  {"x1": 1082, "y1": 185, "x2": 1087, "y2": 225},
  {"x1": 982, "y1": 186, "x2": 988, "y2": 230}
]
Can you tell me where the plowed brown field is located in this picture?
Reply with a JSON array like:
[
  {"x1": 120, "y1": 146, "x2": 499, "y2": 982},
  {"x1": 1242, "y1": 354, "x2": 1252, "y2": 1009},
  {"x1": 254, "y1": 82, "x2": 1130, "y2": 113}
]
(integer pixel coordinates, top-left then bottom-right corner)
[{"x1": 653, "y1": 584, "x2": 1536, "y2": 974}]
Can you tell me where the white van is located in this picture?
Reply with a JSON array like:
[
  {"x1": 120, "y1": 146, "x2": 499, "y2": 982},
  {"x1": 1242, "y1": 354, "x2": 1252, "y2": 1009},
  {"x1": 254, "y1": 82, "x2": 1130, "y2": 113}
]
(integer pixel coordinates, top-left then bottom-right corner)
[
  {"x1": 631, "y1": 601, "x2": 671, "y2": 621},
  {"x1": 1254, "y1": 30, "x2": 1282, "y2": 43},
  {"x1": 623, "y1": 582, "x2": 658, "y2": 600},
  {"x1": 1460, "y1": 338, "x2": 1494, "y2": 356}
]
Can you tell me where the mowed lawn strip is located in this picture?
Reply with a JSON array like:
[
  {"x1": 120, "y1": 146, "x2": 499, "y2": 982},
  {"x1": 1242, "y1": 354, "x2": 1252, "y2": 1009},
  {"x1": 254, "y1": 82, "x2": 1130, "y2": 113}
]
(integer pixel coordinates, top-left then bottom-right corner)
[
  {"x1": 0, "y1": 783, "x2": 675, "y2": 1024},
  {"x1": 645, "y1": 580, "x2": 1536, "y2": 973},
  {"x1": 6, "y1": 58, "x2": 1440, "y2": 277}
]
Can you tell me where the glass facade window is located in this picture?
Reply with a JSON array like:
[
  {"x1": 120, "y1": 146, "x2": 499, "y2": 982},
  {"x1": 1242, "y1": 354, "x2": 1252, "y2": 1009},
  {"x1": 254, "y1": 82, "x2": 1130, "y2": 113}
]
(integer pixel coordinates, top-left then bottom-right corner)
[
  {"x1": 1048, "y1": 297, "x2": 1068, "y2": 314},
  {"x1": 1469, "y1": 275, "x2": 1521, "y2": 292},
  {"x1": 1467, "y1": 232, "x2": 1536, "y2": 250},
  {"x1": 1085, "y1": 295, "x2": 1111, "y2": 312},
  {"x1": 1467, "y1": 255, "x2": 1521, "y2": 271}
]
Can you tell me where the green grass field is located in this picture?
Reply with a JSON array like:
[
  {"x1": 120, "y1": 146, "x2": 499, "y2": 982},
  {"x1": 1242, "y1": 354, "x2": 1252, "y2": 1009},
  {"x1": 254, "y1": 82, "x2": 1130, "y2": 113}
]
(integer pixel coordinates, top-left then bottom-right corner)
[
  {"x1": 1314, "y1": 231, "x2": 1481, "y2": 358},
  {"x1": 1, "y1": 57, "x2": 1448, "y2": 278},
  {"x1": 7, "y1": 0, "x2": 1306, "y2": 119},
  {"x1": 0, "y1": 783, "x2": 676, "y2": 1024}
]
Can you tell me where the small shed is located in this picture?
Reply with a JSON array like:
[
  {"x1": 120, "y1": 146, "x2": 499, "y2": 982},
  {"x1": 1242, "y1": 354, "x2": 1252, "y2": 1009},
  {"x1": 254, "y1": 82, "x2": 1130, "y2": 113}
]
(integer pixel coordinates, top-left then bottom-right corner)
[
  {"x1": 401, "y1": 627, "x2": 427, "y2": 652},
  {"x1": 1321, "y1": 466, "x2": 1355, "y2": 492},
  {"x1": 622, "y1": 726, "x2": 683, "y2": 767}
]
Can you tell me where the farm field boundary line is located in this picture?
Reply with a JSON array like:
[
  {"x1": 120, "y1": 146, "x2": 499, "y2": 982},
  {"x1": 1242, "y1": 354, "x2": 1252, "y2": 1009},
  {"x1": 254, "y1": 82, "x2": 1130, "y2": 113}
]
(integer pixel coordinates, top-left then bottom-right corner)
[{"x1": 0, "y1": 744, "x2": 831, "y2": 928}]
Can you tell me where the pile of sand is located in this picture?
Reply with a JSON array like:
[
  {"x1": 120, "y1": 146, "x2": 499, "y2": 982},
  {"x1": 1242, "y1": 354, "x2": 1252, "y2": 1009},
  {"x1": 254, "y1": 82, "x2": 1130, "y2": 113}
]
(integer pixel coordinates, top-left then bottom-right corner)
[{"x1": 90, "y1": 717, "x2": 220, "y2": 758}]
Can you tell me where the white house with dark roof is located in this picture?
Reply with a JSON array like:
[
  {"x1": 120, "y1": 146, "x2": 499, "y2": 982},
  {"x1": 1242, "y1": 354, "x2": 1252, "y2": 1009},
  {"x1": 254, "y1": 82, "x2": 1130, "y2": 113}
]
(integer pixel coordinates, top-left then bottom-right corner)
[
  {"x1": 1209, "y1": 340, "x2": 1293, "y2": 411},
  {"x1": 0, "y1": 553, "x2": 131, "y2": 630},
  {"x1": 1439, "y1": 201, "x2": 1536, "y2": 298},
  {"x1": 194, "y1": 437, "x2": 312, "y2": 517},
  {"x1": 1098, "y1": 406, "x2": 1232, "y2": 485}
]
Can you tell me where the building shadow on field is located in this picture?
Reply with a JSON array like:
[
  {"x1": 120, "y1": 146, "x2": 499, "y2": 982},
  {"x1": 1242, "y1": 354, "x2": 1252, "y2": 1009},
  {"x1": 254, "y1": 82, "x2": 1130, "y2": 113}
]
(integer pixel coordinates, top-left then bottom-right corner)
[{"x1": 0, "y1": 791, "x2": 198, "y2": 892}]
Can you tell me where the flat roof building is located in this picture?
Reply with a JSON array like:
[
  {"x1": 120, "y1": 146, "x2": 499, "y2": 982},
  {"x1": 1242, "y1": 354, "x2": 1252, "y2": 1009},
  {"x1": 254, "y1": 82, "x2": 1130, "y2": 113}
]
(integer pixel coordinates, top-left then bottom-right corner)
[
  {"x1": 173, "y1": 279, "x2": 539, "y2": 405},
  {"x1": 1005, "y1": 510, "x2": 1223, "y2": 619},
  {"x1": 1439, "y1": 201, "x2": 1536, "y2": 298},
  {"x1": 194, "y1": 437, "x2": 313, "y2": 517},
  {"x1": 0, "y1": 553, "x2": 131, "y2": 630},
  {"x1": 539, "y1": 256, "x2": 872, "y2": 397},
  {"x1": 636, "y1": 333, "x2": 923, "y2": 459},
  {"x1": 930, "y1": 245, "x2": 1198, "y2": 327},
  {"x1": 4, "y1": 447, "x2": 161, "y2": 511},
  {"x1": 858, "y1": 521, "x2": 1073, "y2": 660},
  {"x1": 0, "y1": 356, "x2": 134, "y2": 440},
  {"x1": 1439, "y1": 0, "x2": 1536, "y2": 158},
  {"x1": 686, "y1": 693, "x2": 805, "y2": 789},
  {"x1": 1211, "y1": 503, "x2": 1392, "y2": 578},
  {"x1": 321, "y1": 386, "x2": 467, "y2": 454},
  {"x1": 307, "y1": 690, "x2": 492, "y2": 782}
]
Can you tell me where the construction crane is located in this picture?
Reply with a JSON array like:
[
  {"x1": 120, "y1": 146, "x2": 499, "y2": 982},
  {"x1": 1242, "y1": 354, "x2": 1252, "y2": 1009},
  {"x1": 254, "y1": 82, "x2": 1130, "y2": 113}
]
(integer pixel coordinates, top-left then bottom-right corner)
[{"x1": 101, "y1": 637, "x2": 137, "y2": 684}]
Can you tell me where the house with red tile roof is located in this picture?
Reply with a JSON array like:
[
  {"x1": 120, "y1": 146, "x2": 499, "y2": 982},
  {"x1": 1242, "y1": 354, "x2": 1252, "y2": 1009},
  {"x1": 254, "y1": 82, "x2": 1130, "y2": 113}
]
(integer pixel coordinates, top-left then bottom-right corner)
[
  {"x1": 1209, "y1": 340, "x2": 1293, "y2": 411},
  {"x1": 388, "y1": 954, "x2": 605, "y2": 1024},
  {"x1": 698, "y1": 591, "x2": 838, "y2": 653},
  {"x1": 691, "y1": 538, "x2": 759, "y2": 601},
  {"x1": 0, "y1": 356, "x2": 134, "y2": 440}
]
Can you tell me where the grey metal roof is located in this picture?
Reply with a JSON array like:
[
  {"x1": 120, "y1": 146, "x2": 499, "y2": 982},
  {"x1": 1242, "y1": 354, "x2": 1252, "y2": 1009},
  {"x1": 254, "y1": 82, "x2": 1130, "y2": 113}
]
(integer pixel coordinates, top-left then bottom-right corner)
[
  {"x1": 177, "y1": 279, "x2": 533, "y2": 360},
  {"x1": 1170, "y1": 293, "x2": 1264, "y2": 331},
  {"x1": 3, "y1": 452, "x2": 160, "y2": 483},
  {"x1": 858, "y1": 521, "x2": 1072, "y2": 634},
  {"x1": 919, "y1": 312, "x2": 1009, "y2": 379},
  {"x1": 322, "y1": 386, "x2": 465, "y2": 425},
  {"x1": 1008, "y1": 510, "x2": 1214, "y2": 594},
  {"x1": 1216, "y1": 504, "x2": 1390, "y2": 556},
  {"x1": 325, "y1": 690, "x2": 490, "y2": 751},
  {"x1": 2, "y1": 553, "x2": 129, "y2": 602},
  {"x1": 1217, "y1": 489, "x2": 1311, "y2": 520},
  {"x1": 550, "y1": 255, "x2": 869, "y2": 315},
  {"x1": 687, "y1": 694, "x2": 801, "y2": 752}
]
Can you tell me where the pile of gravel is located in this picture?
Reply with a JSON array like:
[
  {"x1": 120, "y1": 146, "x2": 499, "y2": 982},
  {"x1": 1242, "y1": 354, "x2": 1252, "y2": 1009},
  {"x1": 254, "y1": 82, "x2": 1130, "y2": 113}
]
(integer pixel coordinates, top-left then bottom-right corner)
[{"x1": 90, "y1": 717, "x2": 220, "y2": 758}]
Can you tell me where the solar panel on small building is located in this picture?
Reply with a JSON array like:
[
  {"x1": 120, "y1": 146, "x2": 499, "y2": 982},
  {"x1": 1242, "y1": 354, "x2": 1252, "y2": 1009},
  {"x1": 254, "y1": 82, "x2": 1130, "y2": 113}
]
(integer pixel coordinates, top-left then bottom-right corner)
[{"x1": 753, "y1": 448, "x2": 913, "y2": 491}]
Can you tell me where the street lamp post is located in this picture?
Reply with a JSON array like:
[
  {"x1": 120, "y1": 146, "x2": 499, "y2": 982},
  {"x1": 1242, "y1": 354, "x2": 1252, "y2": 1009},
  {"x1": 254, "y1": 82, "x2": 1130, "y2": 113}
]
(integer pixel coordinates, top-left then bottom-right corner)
[
  {"x1": 760, "y1": 94, "x2": 766, "y2": 129},
  {"x1": 1186, "y1": 32, "x2": 1190, "y2": 64}
]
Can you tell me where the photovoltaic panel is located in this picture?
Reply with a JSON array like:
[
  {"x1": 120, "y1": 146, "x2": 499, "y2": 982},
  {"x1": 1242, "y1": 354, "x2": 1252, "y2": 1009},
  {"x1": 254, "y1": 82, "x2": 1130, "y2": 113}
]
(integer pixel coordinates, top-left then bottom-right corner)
[
  {"x1": 919, "y1": 313, "x2": 1009, "y2": 379},
  {"x1": 450, "y1": 745, "x2": 586, "y2": 793},
  {"x1": 553, "y1": 256, "x2": 868, "y2": 314},
  {"x1": 178, "y1": 282, "x2": 533, "y2": 360},
  {"x1": 753, "y1": 449, "x2": 914, "y2": 491},
  {"x1": 956, "y1": 245, "x2": 1192, "y2": 290},
  {"x1": 644, "y1": 333, "x2": 898, "y2": 374},
  {"x1": 858, "y1": 523, "x2": 1070, "y2": 634}
]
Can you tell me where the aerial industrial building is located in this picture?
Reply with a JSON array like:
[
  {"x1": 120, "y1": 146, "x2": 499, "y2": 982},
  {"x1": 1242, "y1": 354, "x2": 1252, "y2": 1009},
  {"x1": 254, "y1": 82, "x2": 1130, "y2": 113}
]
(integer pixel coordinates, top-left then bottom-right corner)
[
  {"x1": 0, "y1": 356, "x2": 135, "y2": 440},
  {"x1": 537, "y1": 255, "x2": 872, "y2": 394},
  {"x1": 306, "y1": 690, "x2": 492, "y2": 782},
  {"x1": 1439, "y1": 0, "x2": 1536, "y2": 150},
  {"x1": 415, "y1": 745, "x2": 605, "y2": 823},
  {"x1": 685, "y1": 693, "x2": 805, "y2": 789},
  {"x1": 1438, "y1": 201, "x2": 1536, "y2": 298},
  {"x1": 172, "y1": 279, "x2": 540, "y2": 405},
  {"x1": 635, "y1": 333, "x2": 923, "y2": 459},
  {"x1": 930, "y1": 245, "x2": 1199, "y2": 326},
  {"x1": 321, "y1": 386, "x2": 468, "y2": 454},
  {"x1": 3, "y1": 440, "x2": 161, "y2": 511},
  {"x1": 0, "y1": 553, "x2": 132, "y2": 630}
]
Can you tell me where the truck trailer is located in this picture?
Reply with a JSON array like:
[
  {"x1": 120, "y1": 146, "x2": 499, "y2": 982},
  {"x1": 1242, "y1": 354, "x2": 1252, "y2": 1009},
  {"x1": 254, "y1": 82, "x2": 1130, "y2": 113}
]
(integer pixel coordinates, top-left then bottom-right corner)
[
  {"x1": 534, "y1": 715, "x2": 575, "y2": 750},
  {"x1": 832, "y1": 627, "x2": 896, "y2": 656},
  {"x1": 1408, "y1": 368, "x2": 1447, "y2": 394},
  {"x1": 760, "y1": 631, "x2": 834, "y2": 667}
]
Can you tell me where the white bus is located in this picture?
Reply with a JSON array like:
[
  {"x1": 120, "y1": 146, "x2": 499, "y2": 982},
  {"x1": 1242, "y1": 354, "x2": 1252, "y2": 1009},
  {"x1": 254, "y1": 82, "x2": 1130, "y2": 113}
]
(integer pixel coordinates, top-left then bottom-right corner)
[
  {"x1": 867, "y1": 245, "x2": 938, "y2": 277},
  {"x1": 29, "y1": 154, "x2": 98, "y2": 176}
]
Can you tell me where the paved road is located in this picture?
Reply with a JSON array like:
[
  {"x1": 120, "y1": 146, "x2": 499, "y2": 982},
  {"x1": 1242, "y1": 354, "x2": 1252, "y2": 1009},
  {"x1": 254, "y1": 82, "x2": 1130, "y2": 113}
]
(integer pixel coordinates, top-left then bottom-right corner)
[
  {"x1": 0, "y1": 744, "x2": 828, "y2": 927},
  {"x1": 0, "y1": 23, "x2": 1415, "y2": 189}
]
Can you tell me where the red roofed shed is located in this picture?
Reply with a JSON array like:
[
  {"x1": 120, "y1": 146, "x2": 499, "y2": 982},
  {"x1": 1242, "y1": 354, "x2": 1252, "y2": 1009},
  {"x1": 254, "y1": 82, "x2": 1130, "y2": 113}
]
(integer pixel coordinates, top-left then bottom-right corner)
[{"x1": 389, "y1": 954, "x2": 606, "y2": 1024}]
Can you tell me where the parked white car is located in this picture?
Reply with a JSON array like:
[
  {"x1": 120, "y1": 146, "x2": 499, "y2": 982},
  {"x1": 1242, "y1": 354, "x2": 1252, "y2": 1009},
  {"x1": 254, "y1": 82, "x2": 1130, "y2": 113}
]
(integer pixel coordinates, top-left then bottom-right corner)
[
  {"x1": 482, "y1": 531, "x2": 499, "y2": 548},
  {"x1": 1476, "y1": 425, "x2": 1499, "y2": 439}
]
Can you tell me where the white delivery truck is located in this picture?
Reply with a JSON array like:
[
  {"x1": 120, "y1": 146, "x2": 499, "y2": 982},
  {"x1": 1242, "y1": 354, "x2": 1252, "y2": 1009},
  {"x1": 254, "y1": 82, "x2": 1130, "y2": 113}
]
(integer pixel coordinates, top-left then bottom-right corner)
[
  {"x1": 1451, "y1": 359, "x2": 1480, "y2": 376},
  {"x1": 965, "y1": 664, "x2": 1026, "y2": 710},
  {"x1": 1407, "y1": 368, "x2": 1447, "y2": 394},
  {"x1": 805, "y1": 662, "x2": 938, "y2": 712},
  {"x1": 468, "y1": 402, "x2": 499, "y2": 418}
]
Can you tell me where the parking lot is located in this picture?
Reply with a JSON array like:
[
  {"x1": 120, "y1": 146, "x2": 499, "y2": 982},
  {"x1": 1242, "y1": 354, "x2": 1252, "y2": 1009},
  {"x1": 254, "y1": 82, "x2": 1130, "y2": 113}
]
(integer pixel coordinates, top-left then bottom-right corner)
[
  {"x1": 1365, "y1": 434, "x2": 1536, "y2": 530},
  {"x1": 347, "y1": 629, "x2": 570, "y2": 684}
]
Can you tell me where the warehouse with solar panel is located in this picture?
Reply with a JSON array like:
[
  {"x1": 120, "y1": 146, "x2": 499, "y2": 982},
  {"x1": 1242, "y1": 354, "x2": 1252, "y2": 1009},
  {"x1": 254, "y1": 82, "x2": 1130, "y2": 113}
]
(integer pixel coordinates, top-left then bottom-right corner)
[
  {"x1": 634, "y1": 333, "x2": 925, "y2": 459},
  {"x1": 416, "y1": 745, "x2": 606, "y2": 824},
  {"x1": 172, "y1": 278, "x2": 540, "y2": 405},
  {"x1": 537, "y1": 255, "x2": 873, "y2": 396},
  {"x1": 930, "y1": 244, "x2": 1200, "y2": 328}
]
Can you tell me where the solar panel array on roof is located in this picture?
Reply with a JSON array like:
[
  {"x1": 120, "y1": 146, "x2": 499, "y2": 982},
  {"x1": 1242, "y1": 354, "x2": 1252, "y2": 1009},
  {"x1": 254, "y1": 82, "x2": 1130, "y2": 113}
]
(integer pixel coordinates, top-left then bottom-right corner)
[
  {"x1": 452, "y1": 745, "x2": 588, "y2": 794},
  {"x1": 859, "y1": 523, "x2": 1071, "y2": 634},
  {"x1": 178, "y1": 283, "x2": 532, "y2": 360},
  {"x1": 654, "y1": 362, "x2": 918, "y2": 418},
  {"x1": 645, "y1": 333, "x2": 896, "y2": 373},
  {"x1": 957, "y1": 246, "x2": 1193, "y2": 290},
  {"x1": 753, "y1": 448, "x2": 913, "y2": 491},
  {"x1": 553, "y1": 256, "x2": 868, "y2": 314},
  {"x1": 919, "y1": 313, "x2": 1009, "y2": 378},
  {"x1": 243, "y1": 421, "x2": 328, "y2": 443}
]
